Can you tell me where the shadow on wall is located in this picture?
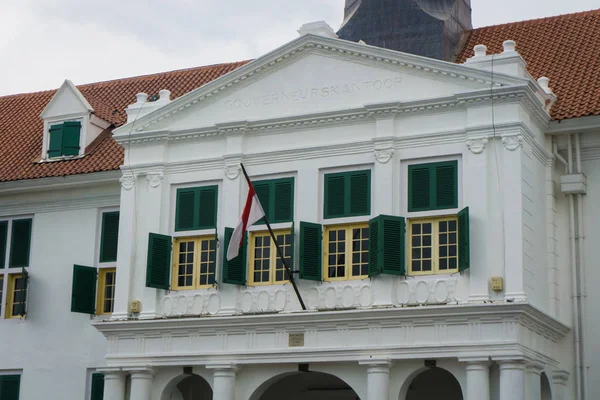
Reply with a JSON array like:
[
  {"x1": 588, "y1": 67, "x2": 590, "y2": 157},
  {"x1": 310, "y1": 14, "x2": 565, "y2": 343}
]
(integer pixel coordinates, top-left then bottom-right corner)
[
  {"x1": 405, "y1": 367, "x2": 463, "y2": 400},
  {"x1": 251, "y1": 371, "x2": 360, "y2": 400}
]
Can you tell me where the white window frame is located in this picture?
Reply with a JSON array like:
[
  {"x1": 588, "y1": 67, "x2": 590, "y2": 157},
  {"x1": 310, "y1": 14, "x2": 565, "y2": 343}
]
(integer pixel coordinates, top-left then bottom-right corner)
[
  {"x1": 0, "y1": 215, "x2": 34, "y2": 320},
  {"x1": 41, "y1": 115, "x2": 87, "y2": 161}
]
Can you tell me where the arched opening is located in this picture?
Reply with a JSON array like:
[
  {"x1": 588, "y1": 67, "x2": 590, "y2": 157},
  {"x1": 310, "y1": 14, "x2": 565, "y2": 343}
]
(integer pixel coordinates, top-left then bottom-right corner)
[
  {"x1": 162, "y1": 374, "x2": 213, "y2": 400},
  {"x1": 406, "y1": 367, "x2": 463, "y2": 400},
  {"x1": 252, "y1": 371, "x2": 360, "y2": 400},
  {"x1": 541, "y1": 372, "x2": 552, "y2": 400}
]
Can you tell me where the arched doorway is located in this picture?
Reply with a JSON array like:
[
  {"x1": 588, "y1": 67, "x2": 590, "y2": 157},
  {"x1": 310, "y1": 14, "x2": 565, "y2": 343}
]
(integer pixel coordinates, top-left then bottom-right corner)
[
  {"x1": 252, "y1": 371, "x2": 360, "y2": 400},
  {"x1": 406, "y1": 368, "x2": 463, "y2": 400},
  {"x1": 162, "y1": 374, "x2": 213, "y2": 400},
  {"x1": 541, "y1": 373, "x2": 552, "y2": 400}
]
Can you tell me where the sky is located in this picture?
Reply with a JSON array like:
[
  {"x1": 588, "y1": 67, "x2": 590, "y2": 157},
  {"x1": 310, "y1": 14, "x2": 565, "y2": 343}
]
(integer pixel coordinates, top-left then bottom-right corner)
[{"x1": 0, "y1": 0, "x2": 598, "y2": 96}]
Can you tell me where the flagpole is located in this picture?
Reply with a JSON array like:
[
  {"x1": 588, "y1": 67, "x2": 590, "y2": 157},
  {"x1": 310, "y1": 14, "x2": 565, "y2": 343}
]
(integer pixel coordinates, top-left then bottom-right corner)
[{"x1": 240, "y1": 164, "x2": 307, "y2": 311}]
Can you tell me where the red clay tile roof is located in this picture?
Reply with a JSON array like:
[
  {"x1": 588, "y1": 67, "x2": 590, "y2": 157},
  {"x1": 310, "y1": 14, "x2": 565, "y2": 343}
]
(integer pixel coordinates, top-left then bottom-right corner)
[
  {"x1": 457, "y1": 9, "x2": 600, "y2": 121},
  {"x1": 0, "y1": 61, "x2": 249, "y2": 183},
  {"x1": 2, "y1": 9, "x2": 600, "y2": 183}
]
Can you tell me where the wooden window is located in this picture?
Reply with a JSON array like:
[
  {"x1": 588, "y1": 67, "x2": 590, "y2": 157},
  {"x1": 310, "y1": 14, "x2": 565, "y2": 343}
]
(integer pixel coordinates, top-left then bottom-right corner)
[
  {"x1": 324, "y1": 170, "x2": 371, "y2": 219},
  {"x1": 253, "y1": 177, "x2": 294, "y2": 224},
  {"x1": 324, "y1": 223, "x2": 369, "y2": 281},
  {"x1": 222, "y1": 228, "x2": 247, "y2": 286},
  {"x1": 248, "y1": 230, "x2": 292, "y2": 285},
  {"x1": 408, "y1": 161, "x2": 458, "y2": 212},
  {"x1": 146, "y1": 233, "x2": 172, "y2": 290},
  {"x1": 172, "y1": 236, "x2": 216, "y2": 290},
  {"x1": 6, "y1": 273, "x2": 27, "y2": 319},
  {"x1": 71, "y1": 265, "x2": 97, "y2": 314},
  {"x1": 368, "y1": 215, "x2": 406, "y2": 276},
  {"x1": 299, "y1": 222, "x2": 322, "y2": 281},
  {"x1": 0, "y1": 375, "x2": 21, "y2": 400},
  {"x1": 97, "y1": 268, "x2": 116, "y2": 315},
  {"x1": 409, "y1": 217, "x2": 458, "y2": 275},
  {"x1": 48, "y1": 121, "x2": 81, "y2": 158},
  {"x1": 175, "y1": 186, "x2": 218, "y2": 231}
]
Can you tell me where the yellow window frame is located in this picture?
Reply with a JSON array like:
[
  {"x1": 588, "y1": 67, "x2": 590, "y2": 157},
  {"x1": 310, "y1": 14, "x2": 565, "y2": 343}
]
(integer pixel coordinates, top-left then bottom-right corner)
[
  {"x1": 408, "y1": 216, "x2": 459, "y2": 276},
  {"x1": 5, "y1": 273, "x2": 26, "y2": 319},
  {"x1": 97, "y1": 268, "x2": 116, "y2": 315},
  {"x1": 0, "y1": 275, "x2": 4, "y2": 316},
  {"x1": 172, "y1": 235, "x2": 216, "y2": 290},
  {"x1": 248, "y1": 229, "x2": 292, "y2": 286},
  {"x1": 323, "y1": 223, "x2": 369, "y2": 282}
]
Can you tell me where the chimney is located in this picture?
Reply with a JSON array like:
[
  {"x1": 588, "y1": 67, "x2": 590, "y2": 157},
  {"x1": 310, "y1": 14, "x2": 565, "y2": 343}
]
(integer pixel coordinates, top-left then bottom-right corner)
[{"x1": 337, "y1": 0, "x2": 472, "y2": 62}]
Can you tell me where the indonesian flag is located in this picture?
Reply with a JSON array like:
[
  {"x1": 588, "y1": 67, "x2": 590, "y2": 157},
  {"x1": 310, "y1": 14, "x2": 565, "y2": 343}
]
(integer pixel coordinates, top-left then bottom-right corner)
[{"x1": 227, "y1": 180, "x2": 266, "y2": 261}]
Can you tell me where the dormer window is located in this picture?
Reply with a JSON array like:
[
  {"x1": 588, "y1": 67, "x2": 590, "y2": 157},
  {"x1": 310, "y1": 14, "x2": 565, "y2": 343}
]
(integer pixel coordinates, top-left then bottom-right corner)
[{"x1": 48, "y1": 121, "x2": 81, "y2": 158}]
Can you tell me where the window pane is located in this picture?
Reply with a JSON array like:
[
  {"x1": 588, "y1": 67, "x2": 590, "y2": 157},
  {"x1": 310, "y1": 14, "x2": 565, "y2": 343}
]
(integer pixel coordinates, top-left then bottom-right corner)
[
  {"x1": 423, "y1": 235, "x2": 432, "y2": 246},
  {"x1": 449, "y1": 258, "x2": 457, "y2": 269},
  {"x1": 440, "y1": 258, "x2": 448, "y2": 270},
  {"x1": 440, "y1": 234, "x2": 447, "y2": 245},
  {"x1": 412, "y1": 224, "x2": 421, "y2": 234},
  {"x1": 412, "y1": 236, "x2": 421, "y2": 246},
  {"x1": 449, "y1": 233, "x2": 457, "y2": 243},
  {"x1": 439, "y1": 221, "x2": 447, "y2": 232},
  {"x1": 412, "y1": 260, "x2": 421, "y2": 272},
  {"x1": 448, "y1": 220, "x2": 457, "y2": 231},
  {"x1": 449, "y1": 246, "x2": 457, "y2": 257},
  {"x1": 422, "y1": 260, "x2": 432, "y2": 271},
  {"x1": 199, "y1": 239, "x2": 217, "y2": 287},
  {"x1": 201, "y1": 240, "x2": 208, "y2": 251},
  {"x1": 423, "y1": 248, "x2": 432, "y2": 259},
  {"x1": 423, "y1": 223, "x2": 432, "y2": 234}
]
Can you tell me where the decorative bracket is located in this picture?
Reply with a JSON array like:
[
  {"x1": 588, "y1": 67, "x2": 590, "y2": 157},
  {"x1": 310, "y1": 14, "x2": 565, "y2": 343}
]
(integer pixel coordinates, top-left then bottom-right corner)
[
  {"x1": 374, "y1": 148, "x2": 396, "y2": 164},
  {"x1": 502, "y1": 135, "x2": 524, "y2": 151},
  {"x1": 119, "y1": 174, "x2": 136, "y2": 190},
  {"x1": 466, "y1": 138, "x2": 488, "y2": 154},
  {"x1": 146, "y1": 173, "x2": 163, "y2": 188}
]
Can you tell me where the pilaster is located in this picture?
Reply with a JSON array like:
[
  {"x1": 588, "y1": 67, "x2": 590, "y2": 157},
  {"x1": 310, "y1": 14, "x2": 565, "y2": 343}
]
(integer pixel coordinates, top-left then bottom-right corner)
[
  {"x1": 551, "y1": 370, "x2": 569, "y2": 400},
  {"x1": 465, "y1": 137, "x2": 490, "y2": 302},
  {"x1": 525, "y1": 363, "x2": 544, "y2": 400},
  {"x1": 462, "y1": 358, "x2": 490, "y2": 400}
]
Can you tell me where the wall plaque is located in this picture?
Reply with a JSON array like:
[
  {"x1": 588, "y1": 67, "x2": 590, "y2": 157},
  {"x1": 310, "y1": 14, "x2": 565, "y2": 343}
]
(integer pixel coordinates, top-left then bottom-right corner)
[{"x1": 288, "y1": 333, "x2": 305, "y2": 347}]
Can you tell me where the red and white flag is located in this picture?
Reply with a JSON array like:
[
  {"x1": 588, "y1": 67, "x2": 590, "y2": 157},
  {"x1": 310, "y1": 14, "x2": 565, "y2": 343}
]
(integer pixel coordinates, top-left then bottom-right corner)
[{"x1": 227, "y1": 179, "x2": 265, "y2": 261}]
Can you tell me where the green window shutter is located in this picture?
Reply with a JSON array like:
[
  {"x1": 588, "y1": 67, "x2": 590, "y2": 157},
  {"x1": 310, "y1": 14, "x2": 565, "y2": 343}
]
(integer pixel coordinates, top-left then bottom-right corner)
[
  {"x1": 273, "y1": 178, "x2": 294, "y2": 223},
  {"x1": 324, "y1": 174, "x2": 346, "y2": 219},
  {"x1": 99, "y1": 212, "x2": 120, "y2": 263},
  {"x1": 434, "y1": 161, "x2": 458, "y2": 209},
  {"x1": 222, "y1": 227, "x2": 247, "y2": 285},
  {"x1": 71, "y1": 265, "x2": 97, "y2": 314},
  {"x1": 458, "y1": 207, "x2": 470, "y2": 272},
  {"x1": 253, "y1": 182, "x2": 271, "y2": 224},
  {"x1": 0, "y1": 221, "x2": 7, "y2": 269},
  {"x1": 9, "y1": 218, "x2": 32, "y2": 268},
  {"x1": 175, "y1": 188, "x2": 196, "y2": 231},
  {"x1": 146, "y1": 233, "x2": 172, "y2": 290},
  {"x1": 197, "y1": 186, "x2": 218, "y2": 229},
  {"x1": 62, "y1": 121, "x2": 81, "y2": 156},
  {"x1": 48, "y1": 123, "x2": 63, "y2": 158},
  {"x1": 369, "y1": 215, "x2": 405, "y2": 276},
  {"x1": 368, "y1": 217, "x2": 381, "y2": 277},
  {"x1": 299, "y1": 222, "x2": 322, "y2": 281},
  {"x1": 0, "y1": 375, "x2": 21, "y2": 400},
  {"x1": 349, "y1": 171, "x2": 371, "y2": 216},
  {"x1": 91, "y1": 373, "x2": 105, "y2": 400},
  {"x1": 408, "y1": 165, "x2": 431, "y2": 211}
]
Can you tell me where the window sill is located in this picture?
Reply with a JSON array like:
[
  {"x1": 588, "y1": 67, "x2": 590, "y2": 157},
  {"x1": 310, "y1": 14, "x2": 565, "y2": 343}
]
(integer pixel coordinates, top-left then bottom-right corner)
[
  {"x1": 38, "y1": 154, "x2": 85, "y2": 163},
  {"x1": 406, "y1": 209, "x2": 460, "y2": 219},
  {"x1": 405, "y1": 272, "x2": 461, "y2": 279}
]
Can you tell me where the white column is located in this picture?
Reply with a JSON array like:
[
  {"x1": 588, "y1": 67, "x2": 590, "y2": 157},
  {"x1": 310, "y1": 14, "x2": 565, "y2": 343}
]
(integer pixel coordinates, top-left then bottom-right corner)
[
  {"x1": 371, "y1": 116, "x2": 396, "y2": 216},
  {"x1": 499, "y1": 360, "x2": 526, "y2": 400},
  {"x1": 100, "y1": 369, "x2": 126, "y2": 400},
  {"x1": 465, "y1": 138, "x2": 490, "y2": 301},
  {"x1": 551, "y1": 370, "x2": 569, "y2": 400},
  {"x1": 501, "y1": 135, "x2": 527, "y2": 301},
  {"x1": 111, "y1": 174, "x2": 137, "y2": 320},
  {"x1": 465, "y1": 361, "x2": 490, "y2": 400},
  {"x1": 128, "y1": 368, "x2": 154, "y2": 400},
  {"x1": 360, "y1": 359, "x2": 392, "y2": 400},
  {"x1": 208, "y1": 364, "x2": 238, "y2": 400},
  {"x1": 526, "y1": 363, "x2": 543, "y2": 400}
]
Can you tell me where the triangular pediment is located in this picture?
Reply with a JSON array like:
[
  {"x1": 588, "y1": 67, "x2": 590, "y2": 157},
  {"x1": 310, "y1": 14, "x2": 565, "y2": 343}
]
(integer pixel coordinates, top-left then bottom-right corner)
[
  {"x1": 116, "y1": 34, "x2": 531, "y2": 135},
  {"x1": 40, "y1": 80, "x2": 93, "y2": 119}
]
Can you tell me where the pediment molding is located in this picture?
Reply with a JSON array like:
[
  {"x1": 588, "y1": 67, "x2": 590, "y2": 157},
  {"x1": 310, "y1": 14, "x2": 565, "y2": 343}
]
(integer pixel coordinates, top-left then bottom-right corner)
[{"x1": 114, "y1": 34, "x2": 536, "y2": 136}]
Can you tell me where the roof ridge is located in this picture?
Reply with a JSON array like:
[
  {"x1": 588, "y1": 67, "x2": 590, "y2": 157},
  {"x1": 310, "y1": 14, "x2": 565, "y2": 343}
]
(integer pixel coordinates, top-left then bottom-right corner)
[
  {"x1": 77, "y1": 60, "x2": 252, "y2": 89},
  {"x1": 473, "y1": 7, "x2": 600, "y2": 31}
]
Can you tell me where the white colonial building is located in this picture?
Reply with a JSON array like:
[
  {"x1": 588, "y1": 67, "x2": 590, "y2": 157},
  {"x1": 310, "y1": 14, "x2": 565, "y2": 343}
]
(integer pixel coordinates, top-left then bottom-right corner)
[{"x1": 1, "y1": 4, "x2": 600, "y2": 400}]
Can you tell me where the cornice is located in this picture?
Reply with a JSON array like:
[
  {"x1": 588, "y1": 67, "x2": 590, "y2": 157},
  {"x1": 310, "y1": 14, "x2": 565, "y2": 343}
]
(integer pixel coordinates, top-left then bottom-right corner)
[
  {"x1": 114, "y1": 34, "x2": 533, "y2": 136},
  {"x1": 0, "y1": 193, "x2": 119, "y2": 217},
  {"x1": 547, "y1": 115, "x2": 600, "y2": 135},
  {"x1": 0, "y1": 170, "x2": 121, "y2": 195},
  {"x1": 94, "y1": 303, "x2": 569, "y2": 340}
]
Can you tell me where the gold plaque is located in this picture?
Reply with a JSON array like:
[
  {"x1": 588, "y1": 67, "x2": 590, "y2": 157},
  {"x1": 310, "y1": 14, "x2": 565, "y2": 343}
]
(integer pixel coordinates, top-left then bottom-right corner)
[{"x1": 288, "y1": 333, "x2": 305, "y2": 347}]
